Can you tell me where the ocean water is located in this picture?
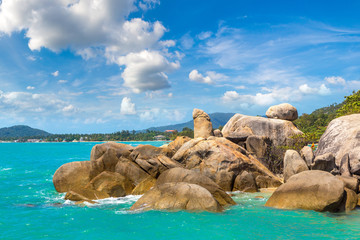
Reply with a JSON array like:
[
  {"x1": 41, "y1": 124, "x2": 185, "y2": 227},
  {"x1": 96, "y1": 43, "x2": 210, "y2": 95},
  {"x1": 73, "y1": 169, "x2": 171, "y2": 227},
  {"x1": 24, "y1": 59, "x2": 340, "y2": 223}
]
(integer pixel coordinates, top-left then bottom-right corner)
[{"x1": 1, "y1": 142, "x2": 360, "y2": 240}]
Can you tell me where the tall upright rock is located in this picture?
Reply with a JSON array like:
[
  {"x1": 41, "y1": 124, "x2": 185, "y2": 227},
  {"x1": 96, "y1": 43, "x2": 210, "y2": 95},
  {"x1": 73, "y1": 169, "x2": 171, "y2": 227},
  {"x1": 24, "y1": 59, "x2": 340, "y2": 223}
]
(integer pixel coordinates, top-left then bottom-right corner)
[{"x1": 193, "y1": 108, "x2": 214, "y2": 139}]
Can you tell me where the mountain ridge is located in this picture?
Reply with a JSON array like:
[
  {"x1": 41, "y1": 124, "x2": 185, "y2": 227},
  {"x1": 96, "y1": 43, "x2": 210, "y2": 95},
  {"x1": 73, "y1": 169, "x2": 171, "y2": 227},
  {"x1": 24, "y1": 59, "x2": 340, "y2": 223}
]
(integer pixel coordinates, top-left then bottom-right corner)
[{"x1": 0, "y1": 125, "x2": 51, "y2": 138}]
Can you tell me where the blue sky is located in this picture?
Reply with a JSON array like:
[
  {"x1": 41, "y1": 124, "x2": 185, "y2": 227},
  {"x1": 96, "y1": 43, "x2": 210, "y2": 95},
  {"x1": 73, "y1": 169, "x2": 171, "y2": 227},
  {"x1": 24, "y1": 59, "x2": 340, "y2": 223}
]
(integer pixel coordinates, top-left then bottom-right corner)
[{"x1": 0, "y1": 0, "x2": 359, "y2": 133}]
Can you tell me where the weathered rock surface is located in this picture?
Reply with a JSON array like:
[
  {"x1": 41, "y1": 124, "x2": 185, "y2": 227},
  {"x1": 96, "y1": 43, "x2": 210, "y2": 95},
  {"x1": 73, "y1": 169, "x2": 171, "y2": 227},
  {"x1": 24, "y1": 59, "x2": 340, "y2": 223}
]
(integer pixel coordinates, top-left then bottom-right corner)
[
  {"x1": 213, "y1": 129, "x2": 223, "y2": 137},
  {"x1": 300, "y1": 146, "x2": 314, "y2": 167},
  {"x1": 193, "y1": 108, "x2": 214, "y2": 139},
  {"x1": 115, "y1": 157, "x2": 150, "y2": 185},
  {"x1": 265, "y1": 170, "x2": 345, "y2": 212},
  {"x1": 232, "y1": 171, "x2": 258, "y2": 192},
  {"x1": 283, "y1": 150, "x2": 309, "y2": 182},
  {"x1": 156, "y1": 167, "x2": 235, "y2": 206},
  {"x1": 87, "y1": 171, "x2": 133, "y2": 196},
  {"x1": 53, "y1": 161, "x2": 92, "y2": 193},
  {"x1": 130, "y1": 182, "x2": 223, "y2": 212},
  {"x1": 336, "y1": 176, "x2": 359, "y2": 193},
  {"x1": 266, "y1": 103, "x2": 298, "y2": 121},
  {"x1": 340, "y1": 154, "x2": 352, "y2": 177},
  {"x1": 222, "y1": 114, "x2": 303, "y2": 147},
  {"x1": 167, "y1": 136, "x2": 191, "y2": 154},
  {"x1": 172, "y1": 137, "x2": 282, "y2": 191},
  {"x1": 311, "y1": 153, "x2": 335, "y2": 172},
  {"x1": 134, "y1": 155, "x2": 182, "y2": 178},
  {"x1": 130, "y1": 144, "x2": 173, "y2": 161},
  {"x1": 316, "y1": 114, "x2": 360, "y2": 171},
  {"x1": 343, "y1": 188, "x2": 358, "y2": 211},
  {"x1": 131, "y1": 176, "x2": 156, "y2": 195},
  {"x1": 246, "y1": 135, "x2": 267, "y2": 160}
]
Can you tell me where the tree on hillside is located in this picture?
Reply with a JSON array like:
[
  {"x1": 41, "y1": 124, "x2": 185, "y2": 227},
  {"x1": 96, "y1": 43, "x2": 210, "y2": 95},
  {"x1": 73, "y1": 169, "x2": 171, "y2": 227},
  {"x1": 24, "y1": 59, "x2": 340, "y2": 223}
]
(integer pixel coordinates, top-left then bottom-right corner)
[{"x1": 336, "y1": 90, "x2": 360, "y2": 117}]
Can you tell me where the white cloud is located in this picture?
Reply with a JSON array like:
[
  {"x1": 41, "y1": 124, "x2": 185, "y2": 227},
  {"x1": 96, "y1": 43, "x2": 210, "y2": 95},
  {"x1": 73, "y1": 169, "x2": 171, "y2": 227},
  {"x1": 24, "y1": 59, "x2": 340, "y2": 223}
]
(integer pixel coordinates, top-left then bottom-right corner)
[
  {"x1": 117, "y1": 50, "x2": 180, "y2": 93},
  {"x1": 197, "y1": 31, "x2": 213, "y2": 40},
  {"x1": 299, "y1": 84, "x2": 317, "y2": 94},
  {"x1": 139, "y1": 0, "x2": 160, "y2": 11},
  {"x1": 325, "y1": 76, "x2": 346, "y2": 85},
  {"x1": 58, "y1": 80, "x2": 68, "y2": 84},
  {"x1": 120, "y1": 97, "x2": 136, "y2": 115},
  {"x1": 26, "y1": 55, "x2": 36, "y2": 61},
  {"x1": 139, "y1": 108, "x2": 160, "y2": 121},
  {"x1": 180, "y1": 33, "x2": 194, "y2": 49},
  {"x1": 52, "y1": 70, "x2": 59, "y2": 77},
  {"x1": 168, "y1": 92, "x2": 173, "y2": 98},
  {"x1": 26, "y1": 86, "x2": 35, "y2": 90},
  {"x1": 189, "y1": 70, "x2": 227, "y2": 84},
  {"x1": 319, "y1": 84, "x2": 331, "y2": 95}
]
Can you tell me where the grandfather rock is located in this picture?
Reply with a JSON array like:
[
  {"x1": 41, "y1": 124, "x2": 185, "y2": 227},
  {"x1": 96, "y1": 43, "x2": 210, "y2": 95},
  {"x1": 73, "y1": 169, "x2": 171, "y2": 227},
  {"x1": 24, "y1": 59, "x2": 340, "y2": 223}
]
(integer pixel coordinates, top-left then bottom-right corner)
[
  {"x1": 130, "y1": 182, "x2": 223, "y2": 212},
  {"x1": 156, "y1": 167, "x2": 235, "y2": 206},
  {"x1": 193, "y1": 108, "x2": 214, "y2": 139},
  {"x1": 311, "y1": 153, "x2": 335, "y2": 172},
  {"x1": 53, "y1": 161, "x2": 92, "y2": 193},
  {"x1": 316, "y1": 114, "x2": 360, "y2": 169},
  {"x1": 266, "y1": 103, "x2": 298, "y2": 121},
  {"x1": 284, "y1": 150, "x2": 308, "y2": 182},
  {"x1": 265, "y1": 171, "x2": 345, "y2": 212},
  {"x1": 300, "y1": 146, "x2": 314, "y2": 167}
]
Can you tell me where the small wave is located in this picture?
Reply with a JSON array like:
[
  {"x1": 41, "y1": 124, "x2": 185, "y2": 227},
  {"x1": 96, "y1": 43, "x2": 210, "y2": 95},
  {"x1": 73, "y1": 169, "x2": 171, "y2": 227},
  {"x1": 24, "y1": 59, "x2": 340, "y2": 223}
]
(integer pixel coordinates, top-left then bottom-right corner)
[
  {"x1": 94, "y1": 195, "x2": 142, "y2": 205},
  {"x1": 0, "y1": 167, "x2": 12, "y2": 171}
]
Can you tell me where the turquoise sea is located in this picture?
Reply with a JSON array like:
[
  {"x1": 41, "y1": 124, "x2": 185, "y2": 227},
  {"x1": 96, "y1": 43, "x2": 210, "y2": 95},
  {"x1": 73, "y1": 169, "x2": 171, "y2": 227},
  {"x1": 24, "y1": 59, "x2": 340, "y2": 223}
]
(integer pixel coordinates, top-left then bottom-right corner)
[{"x1": 1, "y1": 142, "x2": 360, "y2": 240}]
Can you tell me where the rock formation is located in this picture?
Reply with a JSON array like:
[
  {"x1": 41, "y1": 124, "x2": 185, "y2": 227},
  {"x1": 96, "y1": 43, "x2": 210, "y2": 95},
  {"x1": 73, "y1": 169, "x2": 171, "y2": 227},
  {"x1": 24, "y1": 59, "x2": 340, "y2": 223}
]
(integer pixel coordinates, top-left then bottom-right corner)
[
  {"x1": 283, "y1": 150, "x2": 308, "y2": 182},
  {"x1": 266, "y1": 103, "x2": 298, "y2": 121},
  {"x1": 193, "y1": 108, "x2": 214, "y2": 138}
]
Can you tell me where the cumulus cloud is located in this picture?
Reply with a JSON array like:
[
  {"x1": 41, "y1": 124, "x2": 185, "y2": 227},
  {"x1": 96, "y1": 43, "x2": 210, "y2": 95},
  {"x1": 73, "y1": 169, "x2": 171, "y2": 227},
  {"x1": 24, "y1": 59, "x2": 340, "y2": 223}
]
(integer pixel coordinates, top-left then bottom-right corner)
[
  {"x1": 0, "y1": 90, "x2": 78, "y2": 116},
  {"x1": 117, "y1": 50, "x2": 180, "y2": 93},
  {"x1": 0, "y1": 0, "x2": 179, "y2": 92},
  {"x1": 26, "y1": 86, "x2": 35, "y2": 90},
  {"x1": 299, "y1": 84, "x2": 317, "y2": 94},
  {"x1": 299, "y1": 83, "x2": 331, "y2": 96},
  {"x1": 52, "y1": 70, "x2": 59, "y2": 77},
  {"x1": 319, "y1": 84, "x2": 331, "y2": 95},
  {"x1": 120, "y1": 97, "x2": 136, "y2": 115},
  {"x1": 189, "y1": 70, "x2": 227, "y2": 84},
  {"x1": 325, "y1": 76, "x2": 346, "y2": 85}
]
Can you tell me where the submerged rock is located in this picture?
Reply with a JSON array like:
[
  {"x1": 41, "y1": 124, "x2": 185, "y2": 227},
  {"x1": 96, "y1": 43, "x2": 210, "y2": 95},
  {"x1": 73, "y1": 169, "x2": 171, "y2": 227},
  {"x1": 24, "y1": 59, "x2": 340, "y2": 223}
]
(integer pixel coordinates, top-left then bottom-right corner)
[
  {"x1": 265, "y1": 170, "x2": 346, "y2": 212},
  {"x1": 130, "y1": 182, "x2": 223, "y2": 212}
]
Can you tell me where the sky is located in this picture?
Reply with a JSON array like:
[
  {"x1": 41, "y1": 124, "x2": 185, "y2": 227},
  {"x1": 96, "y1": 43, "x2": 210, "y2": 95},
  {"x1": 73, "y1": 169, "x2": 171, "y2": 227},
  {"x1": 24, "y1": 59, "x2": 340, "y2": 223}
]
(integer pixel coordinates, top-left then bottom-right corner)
[{"x1": 0, "y1": 0, "x2": 359, "y2": 133}]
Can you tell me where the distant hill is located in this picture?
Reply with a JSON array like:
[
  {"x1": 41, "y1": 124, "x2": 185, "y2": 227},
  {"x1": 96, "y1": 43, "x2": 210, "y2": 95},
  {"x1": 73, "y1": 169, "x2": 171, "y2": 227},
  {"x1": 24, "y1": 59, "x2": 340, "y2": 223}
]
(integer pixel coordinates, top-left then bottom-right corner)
[
  {"x1": 0, "y1": 125, "x2": 51, "y2": 138},
  {"x1": 146, "y1": 112, "x2": 235, "y2": 132}
]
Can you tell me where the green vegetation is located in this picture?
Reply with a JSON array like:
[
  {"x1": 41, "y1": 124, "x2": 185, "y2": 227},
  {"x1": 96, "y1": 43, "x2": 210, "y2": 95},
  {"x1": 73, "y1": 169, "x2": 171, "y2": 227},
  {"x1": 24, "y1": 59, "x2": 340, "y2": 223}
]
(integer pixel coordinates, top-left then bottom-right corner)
[
  {"x1": 0, "y1": 125, "x2": 50, "y2": 138},
  {"x1": 336, "y1": 90, "x2": 360, "y2": 117},
  {"x1": 170, "y1": 127, "x2": 194, "y2": 140}
]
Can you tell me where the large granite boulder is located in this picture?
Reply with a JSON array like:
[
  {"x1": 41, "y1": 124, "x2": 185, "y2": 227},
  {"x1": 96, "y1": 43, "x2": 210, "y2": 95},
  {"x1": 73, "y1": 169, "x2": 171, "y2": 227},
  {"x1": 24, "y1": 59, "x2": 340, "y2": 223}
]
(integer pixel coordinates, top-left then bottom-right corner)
[
  {"x1": 193, "y1": 108, "x2": 214, "y2": 139},
  {"x1": 130, "y1": 144, "x2": 173, "y2": 161},
  {"x1": 90, "y1": 142, "x2": 134, "y2": 179},
  {"x1": 130, "y1": 182, "x2": 223, "y2": 212},
  {"x1": 167, "y1": 136, "x2": 192, "y2": 154},
  {"x1": 172, "y1": 137, "x2": 282, "y2": 191},
  {"x1": 265, "y1": 170, "x2": 346, "y2": 212},
  {"x1": 134, "y1": 155, "x2": 182, "y2": 178},
  {"x1": 316, "y1": 114, "x2": 360, "y2": 172},
  {"x1": 245, "y1": 135, "x2": 267, "y2": 160},
  {"x1": 131, "y1": 176, "x2": 157, "y2": 195},
  {"x1": 115, "y1": 157, "x2": 151, "y2": 185},
  {"x1": 222, "y1": 114, "x2": 303, "y2": 147},
  {"x1": 53, "y1": 161, "x2": 92, "y2": 193},
  {"x1": 266, "y1": 103, "x2": 298, "y2": 121},
  {"x1": 311, "y1": 153, "x2": 336, "y2": 172},
  {"x1": 156, "y1": 168, "x2": 235, "y2": 206},
  {"x1": 86, "y1": 171, "x2": 133, "y2": 196},
  {"x1": 300, "y1": 146, "x2": 314, "y2": 167},
  {"x1": 232, "y1": 171, "x2": 258, "y2": 192},
  {"x1": 283, "y1": 150, "x2": 309, "y2": 182}
]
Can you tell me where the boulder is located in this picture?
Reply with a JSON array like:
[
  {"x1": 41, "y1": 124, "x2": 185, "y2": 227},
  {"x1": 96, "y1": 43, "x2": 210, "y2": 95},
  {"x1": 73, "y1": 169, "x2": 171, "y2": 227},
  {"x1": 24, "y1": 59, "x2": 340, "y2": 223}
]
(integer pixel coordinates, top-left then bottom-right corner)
[
  {"x1": 213, "y1": 129, "x2": 223, "y2": 137},
  {"x1": 156, "y1": 168, "x2": 235, "y2": 206},
  {"x1": 115, "y1": 158, "x2": 150, "y2": 185},
  {"x1": 246, "y1": 135, "x2": 267, "y2": 160},
  {"x1": 255, "y1": 175, "x2": 282, "y2": 188},
  {"x1": 300, "y1": 146, "x2": 314, "y2": 167},
  {"x1": 53, "y1": 161, "x2": 92, "y2": 193},
  {"x1": 336, "y1": 176, "x2": 359, "y2": 193},
  {"x1": 284, "y1": 150, "x2": 309, "y2": 182},
  {"x1": 343, "y1": 188, "x2": 358, "y2": 211},
  {"x1": 266, "y1": 103, "x2": 298, "y2": 121},
  {"x1": 89, "y1": 142, "x2": 134, "y2": 179},
  {"x1": 87, "y1": 171, "x2": 133, "y2": 196},
  {"x1": 65, "y1": 187, "x2": 109, "y2": 202},
  {"x1": 225, "y1": 127, "x2": 253, "y2": 144},
  {"x1": 130, "y1": 144, "x2": 173, "y2": 161},
  {"x1": 222, "y1": 114, "x2": 303, "y2": 147},
  {"x1": 232, "y1": 171, "x2": 258, "y2": 192},
  {"x1": 193, "y1": 108, "x2": 214, "y2": 139},
  {"x1": 311, "y1": 153, "x2": 335, "y2": 172},
  {"x1": 134, "y1": 155, "x2": 182, "y2": 178},
  {"x1": 172, "y1": 138, "x2": 282, "y2": 191},
  {"x1": 131, "y1": 176, "x2": 157, "y2": 195},
  {"x1": 315, "y1": 114, "x2": 360, "y2": 170},
  {"x1": 167, "y1": 136, "x2": 192, "y2": 154},
  {"x1": 130, "y1": 182, "x2": 223, "y2": 212},
  {"x1": 265, "y1": 170, "x2": 345, "y2": 212},
  {"x1": 340, "y1": 154, "x2": 351, "y2": 177}
]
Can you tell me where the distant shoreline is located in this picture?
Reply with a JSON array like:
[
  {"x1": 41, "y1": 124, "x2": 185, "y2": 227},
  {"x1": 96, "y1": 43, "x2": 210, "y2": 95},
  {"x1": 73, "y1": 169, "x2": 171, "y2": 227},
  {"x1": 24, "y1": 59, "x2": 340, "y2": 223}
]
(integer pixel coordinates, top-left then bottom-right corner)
[{"x1": 0, "y1": 140, "x2": 171, "y2": 143}]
